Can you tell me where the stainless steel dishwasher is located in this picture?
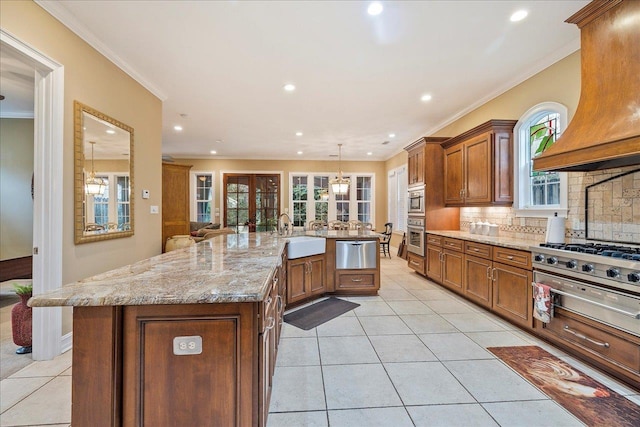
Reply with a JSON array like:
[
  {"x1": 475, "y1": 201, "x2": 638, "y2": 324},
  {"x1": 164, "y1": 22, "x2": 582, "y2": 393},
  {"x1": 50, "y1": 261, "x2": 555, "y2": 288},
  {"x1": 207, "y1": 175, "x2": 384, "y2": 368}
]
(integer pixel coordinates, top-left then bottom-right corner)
[{"x1": 336, "y1": 240, "x2": 377, "y2": 269}]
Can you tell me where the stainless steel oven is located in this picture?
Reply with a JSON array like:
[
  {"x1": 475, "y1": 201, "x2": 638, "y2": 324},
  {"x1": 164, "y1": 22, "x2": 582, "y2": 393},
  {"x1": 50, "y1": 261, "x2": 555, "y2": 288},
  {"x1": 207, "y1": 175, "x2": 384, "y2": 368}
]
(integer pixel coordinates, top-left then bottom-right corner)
[
  {"x1": 406, "y1": 217, "x2": 425, "y2": 256},
  {"x1": 408, "y1": 186, "x2": 425, "y2": 215}
]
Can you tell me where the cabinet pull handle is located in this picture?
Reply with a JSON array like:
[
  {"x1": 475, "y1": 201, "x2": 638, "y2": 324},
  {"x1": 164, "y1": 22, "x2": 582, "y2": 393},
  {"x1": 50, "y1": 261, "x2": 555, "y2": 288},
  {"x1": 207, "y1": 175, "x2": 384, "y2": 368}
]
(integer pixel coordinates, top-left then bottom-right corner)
[
  {"x1": 276, "y1": 295, "x2": 283, "y2": 313},
  {"x1": 563, "y1": 325, "x2": 609, "y2": 348},
  {"x1": 265, "y1": 317, "x2": 276, "y2": 331},
  {"x1": 492, "y1": 268, "x2": 497, "y2": 282},
  {"x1": 486, "y1": 266, "x2": 492, "y2": 279},
  {"x1": 473, "y1": 248, "x2": 479, "y2": 252},
  {"x1": 266, "y1": 296, "x2": 273, "y2": 305},
  {"x1": 410, "y1": 261, "x2": 420, "y2": 266},
  {"x1": 351, "y1": 278, "x2": 363, "y2": 282},
  {"x1": 506, "y1": 256, "x2": 514, "y2": 260}
]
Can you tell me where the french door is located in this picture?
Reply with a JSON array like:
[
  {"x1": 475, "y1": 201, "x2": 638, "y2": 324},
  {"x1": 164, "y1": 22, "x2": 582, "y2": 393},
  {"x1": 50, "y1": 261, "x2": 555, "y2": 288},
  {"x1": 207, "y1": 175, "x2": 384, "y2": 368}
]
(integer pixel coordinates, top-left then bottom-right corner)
[{"x1": 224, "y1": 174, "x2": 280, "y2": 232}]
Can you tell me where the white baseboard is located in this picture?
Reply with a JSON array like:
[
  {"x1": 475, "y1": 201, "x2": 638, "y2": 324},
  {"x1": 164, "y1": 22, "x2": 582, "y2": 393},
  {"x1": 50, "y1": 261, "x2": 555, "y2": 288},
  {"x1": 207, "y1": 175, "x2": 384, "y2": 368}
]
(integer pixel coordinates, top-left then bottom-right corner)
[{"x1": 61, "y1": 332, "x2": 72, "y2": 353}]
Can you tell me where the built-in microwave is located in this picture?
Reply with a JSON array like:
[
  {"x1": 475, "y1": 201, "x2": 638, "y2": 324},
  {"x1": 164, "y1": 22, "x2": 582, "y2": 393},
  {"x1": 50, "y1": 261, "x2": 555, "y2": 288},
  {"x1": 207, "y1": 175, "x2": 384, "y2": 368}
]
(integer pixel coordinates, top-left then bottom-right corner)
[{"x1": 408, "y1": 186, "x2": 425, "y2": 215}]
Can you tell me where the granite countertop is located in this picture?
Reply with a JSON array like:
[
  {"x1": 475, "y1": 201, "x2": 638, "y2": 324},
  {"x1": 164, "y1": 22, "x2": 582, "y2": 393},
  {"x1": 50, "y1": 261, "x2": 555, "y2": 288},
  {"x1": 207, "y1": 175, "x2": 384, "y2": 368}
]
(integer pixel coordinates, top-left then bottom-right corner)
[
  {"x1": 425, "y1": 230, "x2": 533, "y2": 251},
  {"x1": 30, "y1": 233, "x2": 295, "y2": 308}
]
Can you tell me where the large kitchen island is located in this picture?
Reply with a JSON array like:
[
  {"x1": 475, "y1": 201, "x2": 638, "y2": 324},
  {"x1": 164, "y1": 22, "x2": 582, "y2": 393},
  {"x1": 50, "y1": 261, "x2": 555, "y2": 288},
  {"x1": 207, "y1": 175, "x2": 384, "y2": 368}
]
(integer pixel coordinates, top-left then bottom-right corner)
[{"x1": 29, "y1": 230, "x2": 381, "y2": 426}]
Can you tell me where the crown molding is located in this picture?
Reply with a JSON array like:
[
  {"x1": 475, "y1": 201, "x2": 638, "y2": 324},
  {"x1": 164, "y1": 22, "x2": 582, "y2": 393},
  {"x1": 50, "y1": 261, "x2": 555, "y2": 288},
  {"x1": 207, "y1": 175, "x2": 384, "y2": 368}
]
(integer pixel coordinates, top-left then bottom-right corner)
[{"x1": 35, "y1": 0, "x2": 167, "y2": 101}]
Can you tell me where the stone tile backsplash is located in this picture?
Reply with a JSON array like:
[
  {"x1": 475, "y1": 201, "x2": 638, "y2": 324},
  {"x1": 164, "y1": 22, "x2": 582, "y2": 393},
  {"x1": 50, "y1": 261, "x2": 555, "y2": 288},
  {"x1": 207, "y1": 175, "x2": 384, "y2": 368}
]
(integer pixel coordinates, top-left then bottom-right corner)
[{"x1": 459, "y1": 166, "x2": 640, "y2": 244}]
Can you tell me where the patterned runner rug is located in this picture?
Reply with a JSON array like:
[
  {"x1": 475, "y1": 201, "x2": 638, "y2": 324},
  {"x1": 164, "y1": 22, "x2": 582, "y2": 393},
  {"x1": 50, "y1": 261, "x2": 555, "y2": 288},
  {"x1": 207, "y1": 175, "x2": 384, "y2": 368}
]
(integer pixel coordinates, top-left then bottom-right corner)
[{"x1": 488, "y1": 345, "x2": 640, "y2": 427}]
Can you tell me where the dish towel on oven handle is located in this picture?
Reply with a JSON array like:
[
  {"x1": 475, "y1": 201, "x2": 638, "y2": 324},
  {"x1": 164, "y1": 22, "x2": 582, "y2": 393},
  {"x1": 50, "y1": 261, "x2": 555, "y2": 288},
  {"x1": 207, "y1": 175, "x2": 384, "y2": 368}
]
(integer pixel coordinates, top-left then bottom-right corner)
[{"x1": 533, "y1": 282, "x2": 553, "y2": 323}]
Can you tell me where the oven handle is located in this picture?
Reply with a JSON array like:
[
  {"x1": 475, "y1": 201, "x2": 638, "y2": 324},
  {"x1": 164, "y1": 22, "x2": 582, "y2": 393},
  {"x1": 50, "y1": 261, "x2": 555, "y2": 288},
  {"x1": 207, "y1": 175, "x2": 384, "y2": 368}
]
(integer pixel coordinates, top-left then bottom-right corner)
[
  {"x1": 563, "y1": 325, "x2": 610, "y2": 348},
  {"x1": 533, "y1": 283, "x2": 640, "y2": 319}
]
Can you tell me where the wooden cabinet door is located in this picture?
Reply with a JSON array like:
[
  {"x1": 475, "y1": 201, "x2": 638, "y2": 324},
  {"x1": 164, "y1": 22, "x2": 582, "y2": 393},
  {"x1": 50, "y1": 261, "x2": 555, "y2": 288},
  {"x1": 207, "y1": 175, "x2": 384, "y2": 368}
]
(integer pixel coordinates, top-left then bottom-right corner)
[
  {"x1": 463, "y1": 132, "x2": 492, "y2": 204},
  {"x1": 308, "y1": 255, "x2": 326, "y2": 296},
  {"x1": 464, "y1": 255, "x2": 492, "y2": 308},
  {"x1": 492, "y1": 262, "x2": 533, "y2": 329},
  {"x1": 287, "y1": 259, "x2": 308, "y2": 304},
  {"x1": 408, "y1": 148, "x2": 424, "y2": 186},
  {"x1": 442, "y1": 249, "x2": 464, "y2": 294},
  {"x1": 444, "y1": 144, "x2": 464, "y2": 205},
  {"x1": 426, "y1": 245, "x2": 443, "y2": 282},
  {"x1": 407, "y1": 252, "x2": 426, "y2": 276},
  {"x1": 162, "y1": 163, "x2": 192, "y2": 252}
]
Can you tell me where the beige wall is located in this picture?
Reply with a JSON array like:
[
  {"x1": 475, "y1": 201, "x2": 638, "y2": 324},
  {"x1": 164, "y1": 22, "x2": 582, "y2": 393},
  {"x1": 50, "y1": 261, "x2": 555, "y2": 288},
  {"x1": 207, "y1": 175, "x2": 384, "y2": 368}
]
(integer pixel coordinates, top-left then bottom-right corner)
[
  {"x1": 174, "y1": 158, "x2": 389, "y2": 231},
  {"x1": 1, "y1": 1, "x2": 163, "y2": 333},
  {"x1": 0, "y1": 119, "x2": 34, "y2": 260}
]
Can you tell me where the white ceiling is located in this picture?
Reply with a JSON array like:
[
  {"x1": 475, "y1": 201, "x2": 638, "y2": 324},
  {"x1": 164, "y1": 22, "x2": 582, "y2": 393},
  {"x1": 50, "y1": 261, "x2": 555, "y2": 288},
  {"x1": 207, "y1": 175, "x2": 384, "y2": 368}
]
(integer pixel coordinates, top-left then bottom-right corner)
[{"x1": 27, "y1": 1, "x2": 588, "y2": 161}]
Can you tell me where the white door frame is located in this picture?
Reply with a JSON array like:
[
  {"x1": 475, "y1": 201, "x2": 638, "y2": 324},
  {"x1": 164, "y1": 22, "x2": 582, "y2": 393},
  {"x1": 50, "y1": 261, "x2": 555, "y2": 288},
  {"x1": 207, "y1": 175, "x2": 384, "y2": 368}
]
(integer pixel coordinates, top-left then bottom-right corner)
[{"x1": 1, "y1": 30, "x2": 65, "y2": 360}]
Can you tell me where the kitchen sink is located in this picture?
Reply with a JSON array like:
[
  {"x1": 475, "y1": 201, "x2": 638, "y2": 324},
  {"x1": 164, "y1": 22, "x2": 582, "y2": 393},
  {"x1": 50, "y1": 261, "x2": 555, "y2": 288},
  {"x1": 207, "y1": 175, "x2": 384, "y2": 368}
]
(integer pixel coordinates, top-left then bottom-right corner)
[{"x1": 287, "y1": 236, "x2": 326, "y2": 259}]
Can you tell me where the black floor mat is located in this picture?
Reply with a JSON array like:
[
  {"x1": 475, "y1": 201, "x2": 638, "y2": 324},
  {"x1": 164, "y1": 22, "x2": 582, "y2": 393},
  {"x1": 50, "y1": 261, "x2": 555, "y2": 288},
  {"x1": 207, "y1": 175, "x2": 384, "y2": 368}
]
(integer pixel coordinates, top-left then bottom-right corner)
[{"x1": 284, "y1": 297, "x2": 360, "y2": 330}]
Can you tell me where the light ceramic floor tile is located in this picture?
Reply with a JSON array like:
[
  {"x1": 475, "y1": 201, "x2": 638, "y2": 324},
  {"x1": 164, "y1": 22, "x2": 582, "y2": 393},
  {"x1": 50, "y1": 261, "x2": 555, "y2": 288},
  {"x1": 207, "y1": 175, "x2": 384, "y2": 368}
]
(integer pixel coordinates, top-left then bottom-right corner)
[
  {"x1": 0, "y1": 376, "x2": 71, "y2": 426},
  {"x1": 358, "y1": 315, "x2": 413, "y2": 336},
  {"x1": 60, "y1": 367, "x2": 72, "y2": 376},
  {"x1": 441, "y1": 313, "x2": 506, "y2": 332},
  {"x1": 400, "y1": 314, "x2": 458, "y2": 334},
  {"x1": 407, "y1": 403, "x2": 499, "y2": 427},
  {"x1": 379, "y1": 280, "x2": 404, "y2": 289},
  {"x1": 318, "y1": 336, "x2": 379, "y2": 365},
  {"x1": 323, "y1": 364, "x2": 402, "y2": 410},
  {"x1": 369, "y1": 335, "x2": 437, "y2": 363},
  {"x1": 378, "y1": 289, "x2": 418, "y2": 301},
  {"x1": 424, "y1": 298, "x2": 476, "y2": 314},
  {"x1": 9, "y1": 350, "x2": 72, "y2": 378},
  {"x1": 269, "y1": 366, "x2": 326, "y2": 412},
  {"x1": 482, "y1": 400, "x2": 583, "y2": 426},
  {"x1": 328, "y1": 407, "x2": 414, "y2": 427},
  {"x1": 409, "y1": 289, "x2": 455, "y2": 301},
  {"x1": 419, "y1": 333, "x2": 494, "y2": 361},
  {"x1": 316, "y1": 316, "x2": 365, "y2": 337},
  {"x1": 445, "y1": 359, "x2": 548, "y2": 402},
  {"x1": 385, "y1": 361, "x2": 476, "y2": 405},
  {"x1": 344, "y1": 295, "x2": 385, "y2": 302},
  {"x1": 276, "y1": 337, "x2": 320, "y2": 367},
  {"x1": 353, "y1": 301, "x2": 396, "y2": 316},
  {"x1": 0, "y1": 376, "x2": 52, "y2": 413},
  {"x1": 465, "y1": 331, "x2": 534, "y2": 348},
  {"x1": 266, "y1": 410, "x2": 328, "y2": 427},
  {"x1": 279, "y1": 322, "x2": 317, "y2": 338},
  {"x1": 386, "y1": 300, "x2": 434, "y2": 315}
]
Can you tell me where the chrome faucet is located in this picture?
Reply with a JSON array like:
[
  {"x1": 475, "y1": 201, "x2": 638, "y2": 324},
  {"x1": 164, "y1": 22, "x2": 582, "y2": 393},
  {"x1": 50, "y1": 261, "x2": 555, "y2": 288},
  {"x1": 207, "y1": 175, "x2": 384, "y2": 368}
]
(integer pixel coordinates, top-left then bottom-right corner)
[{"x1": 278, "y1": 213, "x2": 292, "y2": 235}]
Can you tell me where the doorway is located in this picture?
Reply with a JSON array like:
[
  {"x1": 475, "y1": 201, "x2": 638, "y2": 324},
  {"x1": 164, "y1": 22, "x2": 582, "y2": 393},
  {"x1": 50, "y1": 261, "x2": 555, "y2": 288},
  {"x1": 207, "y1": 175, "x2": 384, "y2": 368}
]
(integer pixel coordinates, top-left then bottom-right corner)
[
  {"x1": 1, "y1": 30, "x2": 64, "y2": 362},
  {"x1": 223, "y1": 174, "x2": 280, "y2": 232}
]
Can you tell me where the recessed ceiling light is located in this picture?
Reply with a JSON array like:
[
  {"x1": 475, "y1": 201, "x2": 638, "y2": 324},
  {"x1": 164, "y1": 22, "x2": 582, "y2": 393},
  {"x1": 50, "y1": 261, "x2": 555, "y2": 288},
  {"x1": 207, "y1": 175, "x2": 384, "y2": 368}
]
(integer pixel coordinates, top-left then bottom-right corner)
[
  {"x1": 297, "y1": 151, "x2": 303, "y2": 155},
  {"x1": 420, "y1": 94, "x2": 432, "y2": 102},
  {"x1": 367, "y1": 152, "x2": 373, "y2": 156},
  {"x1": 388, "y1": 133, "x2": 396, "y2": 138},
  {"x1": 210, "y1": 150, "x2": 217, "y2": 155},
  {"x1": 106, "y1": 129, "x2": 116, "y2": 134},
  {"x1": 510, "y1": 10, "x2": 528, "y2": 22},
  {"x1": 367, "y1": 2, "x2": 383, "y2": 16},
  {"x1": 174, "y1": 125, "x2": 183, "y2": 131},
  {"x1": 283, "y1": 83, "x2": 296, "y2": 92},
  {"x1": 296, "y1": 132, "x2": 303, "y2": 136}
]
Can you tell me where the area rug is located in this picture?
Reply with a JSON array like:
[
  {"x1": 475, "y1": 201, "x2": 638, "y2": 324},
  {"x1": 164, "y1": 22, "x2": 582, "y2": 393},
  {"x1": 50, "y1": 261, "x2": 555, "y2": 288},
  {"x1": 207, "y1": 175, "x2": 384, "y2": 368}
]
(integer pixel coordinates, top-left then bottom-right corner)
[
  {"x1": 488, "y1": 345, "x2": 640, "y2": 427},
  {"x1": 284, "y1": 297, "x2": 360, "y2": 330}
]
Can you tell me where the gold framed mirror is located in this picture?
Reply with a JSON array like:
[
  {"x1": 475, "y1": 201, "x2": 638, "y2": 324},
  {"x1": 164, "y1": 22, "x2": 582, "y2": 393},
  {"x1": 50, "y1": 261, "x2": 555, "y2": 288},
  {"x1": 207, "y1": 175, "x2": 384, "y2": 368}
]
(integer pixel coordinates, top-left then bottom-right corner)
[{"x1": 74, "y1": 101, "x2": 134, "y2": 244}]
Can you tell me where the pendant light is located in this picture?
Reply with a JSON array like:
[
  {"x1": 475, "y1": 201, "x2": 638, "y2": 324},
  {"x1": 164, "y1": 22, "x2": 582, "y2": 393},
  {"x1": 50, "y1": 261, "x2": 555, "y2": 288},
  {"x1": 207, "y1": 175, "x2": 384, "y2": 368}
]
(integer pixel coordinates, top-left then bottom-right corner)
[
  {"x1": 85, "y1": 141, "x2": 105, "y2": 195},
  {"x1": 329, "y1": 144, "x2": 350, "y2": 195}
]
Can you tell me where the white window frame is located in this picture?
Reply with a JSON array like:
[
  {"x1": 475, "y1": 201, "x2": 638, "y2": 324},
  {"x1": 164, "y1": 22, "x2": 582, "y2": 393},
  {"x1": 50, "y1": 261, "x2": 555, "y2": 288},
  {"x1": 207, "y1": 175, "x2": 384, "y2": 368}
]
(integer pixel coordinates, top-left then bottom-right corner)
[
  {"x1": 388, "y1": 164, "x2": 407, "y2": 233},
  {"x1": 513, "y1": 102, "x2": 569, "y2": 218},
  {"x1": 84, "y1": 171, "x2": 130, "y2": 227},
  {"x1": 289, "y1": 172, "x2": 375, "y2": 227},
  {"x1": 190, "y1": 171, "x2": 215, "y2": 222}
]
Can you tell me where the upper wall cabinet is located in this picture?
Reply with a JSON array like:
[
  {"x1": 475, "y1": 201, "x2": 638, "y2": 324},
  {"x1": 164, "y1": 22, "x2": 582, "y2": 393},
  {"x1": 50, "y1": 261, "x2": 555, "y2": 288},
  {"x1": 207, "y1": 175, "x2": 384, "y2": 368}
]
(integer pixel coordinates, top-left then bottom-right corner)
[
  {"x1": 406, "y1": 137, "x2": 449, "y2": 187},
  {"x1": 442, "y1": 120, "x2": 517, "y2": 206}
]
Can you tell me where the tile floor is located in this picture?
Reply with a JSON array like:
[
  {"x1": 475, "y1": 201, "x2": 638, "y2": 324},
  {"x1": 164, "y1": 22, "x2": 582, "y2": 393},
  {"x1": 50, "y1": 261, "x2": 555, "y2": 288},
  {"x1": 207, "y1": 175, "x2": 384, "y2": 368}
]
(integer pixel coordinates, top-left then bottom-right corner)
[{"x1": 0, "y1": 254, "x2": 638, "y2": 426}]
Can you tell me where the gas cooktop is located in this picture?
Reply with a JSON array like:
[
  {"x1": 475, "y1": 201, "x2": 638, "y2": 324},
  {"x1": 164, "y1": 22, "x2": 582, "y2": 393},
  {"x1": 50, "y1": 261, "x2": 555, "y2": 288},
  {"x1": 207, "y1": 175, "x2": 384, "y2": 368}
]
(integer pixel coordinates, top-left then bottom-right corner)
[{"x1": 539, "y1": 243, "x2": 640, "y2": 260}]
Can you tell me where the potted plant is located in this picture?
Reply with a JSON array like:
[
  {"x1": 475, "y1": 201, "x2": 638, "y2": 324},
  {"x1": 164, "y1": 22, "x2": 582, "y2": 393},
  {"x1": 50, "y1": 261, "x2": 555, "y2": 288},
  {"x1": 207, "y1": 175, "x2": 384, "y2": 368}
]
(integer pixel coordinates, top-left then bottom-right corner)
[{"x1": 11, "y1": 282, "x2": 33, "y2": 354}]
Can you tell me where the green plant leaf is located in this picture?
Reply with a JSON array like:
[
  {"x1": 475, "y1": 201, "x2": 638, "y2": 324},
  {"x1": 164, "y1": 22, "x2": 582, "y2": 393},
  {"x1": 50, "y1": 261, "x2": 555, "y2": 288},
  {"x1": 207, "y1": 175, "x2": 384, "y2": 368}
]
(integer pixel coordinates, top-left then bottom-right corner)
[{"x1": 12, "y1": 282, "x2": 33, "y2": 295}]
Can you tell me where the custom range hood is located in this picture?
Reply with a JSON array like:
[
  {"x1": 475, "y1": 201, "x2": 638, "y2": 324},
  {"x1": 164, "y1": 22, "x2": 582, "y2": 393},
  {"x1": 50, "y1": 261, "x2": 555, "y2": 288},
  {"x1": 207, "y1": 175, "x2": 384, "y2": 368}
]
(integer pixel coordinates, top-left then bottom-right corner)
[{"x1": 533, "y1": 0, "x2": 640, "y2": 172}]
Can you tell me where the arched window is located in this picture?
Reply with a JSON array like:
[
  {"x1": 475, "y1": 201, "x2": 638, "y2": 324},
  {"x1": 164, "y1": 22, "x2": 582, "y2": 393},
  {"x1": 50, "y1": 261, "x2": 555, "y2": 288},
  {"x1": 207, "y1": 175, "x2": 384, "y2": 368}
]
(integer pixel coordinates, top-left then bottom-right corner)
[{"x1": 513, "y1": 102, "x2": 568, "y2": 217}]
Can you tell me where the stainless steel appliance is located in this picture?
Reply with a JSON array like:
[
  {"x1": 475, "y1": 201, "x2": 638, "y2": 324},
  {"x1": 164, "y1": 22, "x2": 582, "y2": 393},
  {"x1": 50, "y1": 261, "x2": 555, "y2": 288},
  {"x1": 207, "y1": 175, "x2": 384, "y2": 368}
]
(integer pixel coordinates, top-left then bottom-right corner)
[
  {"x1": 406, "y1": 217, "x2": 425, "y2": 256},
  {"x1": 408, "y1": 186, "x2": 425, "y2": 215},
  {"x1": 336, "y1": 240, "x2": 377, "y2": 269},
  {"x1": 531, "y1": 243, "x2": 640, "y2": 337}
]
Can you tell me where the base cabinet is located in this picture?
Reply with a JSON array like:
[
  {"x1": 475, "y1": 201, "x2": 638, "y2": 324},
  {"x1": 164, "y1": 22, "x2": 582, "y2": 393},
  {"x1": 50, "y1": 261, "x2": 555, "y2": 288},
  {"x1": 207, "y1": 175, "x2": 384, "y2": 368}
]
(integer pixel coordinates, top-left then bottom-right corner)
[
  {"x1": 287, "y1": 254, "x2": 326, "y2": 305},
  {"x1": 491, "y1": 262, "x2": 533, "y2": 329},
  {"x1": 426, "y1": 235, "x2": 443, "y2": 282},
  {"x1": 407, "y1": 252, "x2": 426, "y2": 276},
  {"x1": 335, "y1": 270, "x2": 379, "y2": 294},
  {"x1": 441, "y1": 238, "x2": 464, "y2": 295},
  {"x1": 464, "y1": 254, "x2": 492, "y2": 308}
]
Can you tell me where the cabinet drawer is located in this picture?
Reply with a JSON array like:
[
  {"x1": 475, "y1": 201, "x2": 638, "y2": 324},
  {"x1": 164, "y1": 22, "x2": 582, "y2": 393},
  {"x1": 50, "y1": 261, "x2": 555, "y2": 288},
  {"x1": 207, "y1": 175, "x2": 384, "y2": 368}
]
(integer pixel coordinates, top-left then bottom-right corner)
[
  {"x1": 493, "y1": 246, "x2": 531, "y2": 268},
  {"x1": 407, "y1": 253, "x2": 426, "y2": 275},
  {"x1": 336, "y1": 272, "x2": 376, "y2": 289},
  {"x1": 465, "y1": 241, "x2": 492, "y2": 259},
  {"x1": 542, "y1": 309, "x2": 640, "y2": 375},
  {"x1": 426, "y1": 234, "x2": 442, "y2": 246},
  {"x1": 443, "y1": 238, "x2": 464, "y2": 252}
]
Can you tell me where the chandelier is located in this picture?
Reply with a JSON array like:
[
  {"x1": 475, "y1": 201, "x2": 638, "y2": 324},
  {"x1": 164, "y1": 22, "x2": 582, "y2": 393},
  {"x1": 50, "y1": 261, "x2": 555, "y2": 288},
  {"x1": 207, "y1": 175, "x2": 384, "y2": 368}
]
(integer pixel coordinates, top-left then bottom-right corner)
[
  {"x1": 85, "y1": 141, "x2": 105, "y2": 195},
  {"x1": 329, "y1": 144, "x2": 350, "y2": 195}
]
